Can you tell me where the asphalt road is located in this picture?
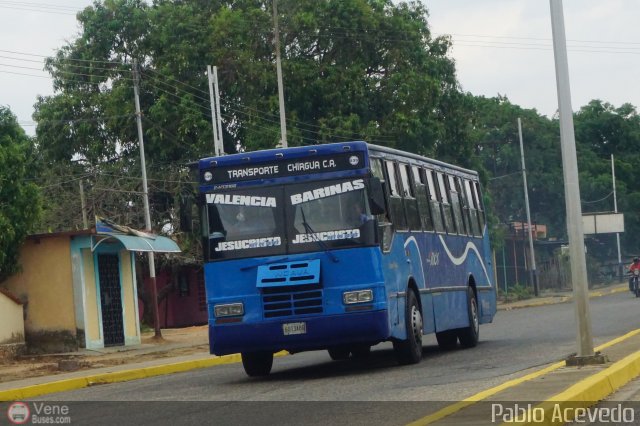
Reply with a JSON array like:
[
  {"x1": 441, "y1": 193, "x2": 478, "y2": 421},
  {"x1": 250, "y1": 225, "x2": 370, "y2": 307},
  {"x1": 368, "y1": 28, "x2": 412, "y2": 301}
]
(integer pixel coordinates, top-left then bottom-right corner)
[{"x1": 28, "y1": 291, "x2": 640, "y2": 425}]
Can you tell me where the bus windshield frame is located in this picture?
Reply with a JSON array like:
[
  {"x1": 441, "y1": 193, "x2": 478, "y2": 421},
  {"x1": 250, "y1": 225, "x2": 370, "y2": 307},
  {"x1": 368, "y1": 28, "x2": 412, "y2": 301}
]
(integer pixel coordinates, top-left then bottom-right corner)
[{"x1": 204, "y1": 177, "x2": 377, "y2": 261}]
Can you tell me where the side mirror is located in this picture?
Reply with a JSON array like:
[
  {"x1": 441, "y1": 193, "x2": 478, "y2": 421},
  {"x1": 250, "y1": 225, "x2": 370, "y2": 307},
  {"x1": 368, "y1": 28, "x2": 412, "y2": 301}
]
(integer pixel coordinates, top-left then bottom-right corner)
[{"x1": 368, "y1": 177, "x2": 386, "y2": 215}]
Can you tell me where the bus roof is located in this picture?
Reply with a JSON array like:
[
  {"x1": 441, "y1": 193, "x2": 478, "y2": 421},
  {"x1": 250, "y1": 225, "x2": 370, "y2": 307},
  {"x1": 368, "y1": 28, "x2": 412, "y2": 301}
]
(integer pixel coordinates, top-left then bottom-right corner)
[
  {"x1": 199, "y1": 141, "x2": 476, "y2": 174},
  {"x1": 366, "y1": 143, "x2": 478, "y2": 177},
  {"x1": 198, "y1": 141, "x2": 368, "y2": 168},
  {"x1": 197, "y1": 141, "x2": 478, "y2": 189}
]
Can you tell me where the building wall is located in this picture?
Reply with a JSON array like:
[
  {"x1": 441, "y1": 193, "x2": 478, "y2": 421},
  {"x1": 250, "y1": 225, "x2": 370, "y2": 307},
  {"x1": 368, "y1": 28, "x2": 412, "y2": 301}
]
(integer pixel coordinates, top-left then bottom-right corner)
[
  {"x1": 2, "y1": 237, "x2": 77, "y2": 352},
  {"x1": 82, "y1": 248, "x2": 102, "y2": 345},
  {"x1": 120, "y1": 250, "x2": 140, "y2": 345},
  {"x1": 0, "y1": 291, "x2": 24, "y2": 344},
  {"x1": 141, "y1": 267, "x2": 208, "y2": 329}
]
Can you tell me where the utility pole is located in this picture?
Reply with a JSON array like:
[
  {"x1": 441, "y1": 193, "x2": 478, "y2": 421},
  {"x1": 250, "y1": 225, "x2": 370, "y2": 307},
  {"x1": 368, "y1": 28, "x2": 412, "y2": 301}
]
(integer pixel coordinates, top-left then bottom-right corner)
[
  {"x1": 272, "y1": 0, "x2": 287, "y2": 148},
  {"x1": 207, "y1": 65, "x2": 221, "y2": 156},
  {"x1": 612, "y1": 154, "x2": 622, "y2": 281},
  {"x1": 549, "y1": 0, "x2": 600, "y2": 362},
  {"x1": 518, "y1": 118, "x2": 538, "y2": 296},
  {"x1": 133, "y1": 59, "x2": 162, "y2": 339},
  {"x1": 213, "y1": 66, "x2": 224, "y2": 154},
  {"x1": 79, "y1": 179, "x2": 88, "y2": 229}
]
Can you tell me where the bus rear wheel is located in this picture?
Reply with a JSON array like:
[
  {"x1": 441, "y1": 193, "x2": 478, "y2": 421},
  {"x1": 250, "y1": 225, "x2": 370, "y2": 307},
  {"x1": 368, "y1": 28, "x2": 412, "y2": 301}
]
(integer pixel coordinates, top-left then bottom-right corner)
[
  {"x1": 328, "y1": 346, "x2": 351, "y2": 361},
  {"x1": 350, "y1": 344, "x2": 371, "y2": 360},
  {"x1": 241, "y1": 351, "x2": 273, "y2": 377},
  {"x1": 393, "y1": 290, "x2": 423, "y2": 365},
  {"x1": 457, "y1": 287, "x2": 480, "y2": 348}
]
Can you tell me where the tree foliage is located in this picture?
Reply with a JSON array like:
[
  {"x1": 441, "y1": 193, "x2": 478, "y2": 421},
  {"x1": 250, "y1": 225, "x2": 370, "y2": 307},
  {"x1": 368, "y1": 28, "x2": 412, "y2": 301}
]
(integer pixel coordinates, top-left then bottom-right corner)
[
  {"x1": 0, "y1": 106, "x2": 41, "y2": 282},
  {"x1": 28, "y1": 0, "x2": 640, "y2": 260},
  {"x1": 574, "y1": 100, "x2": 640, "y2": 253},
  {"x1": 35, "y1": 0, "x2": 466, "y2": 167},
  {"x1": 32, "y1": 0, "x2": 470, "y2": 244}
]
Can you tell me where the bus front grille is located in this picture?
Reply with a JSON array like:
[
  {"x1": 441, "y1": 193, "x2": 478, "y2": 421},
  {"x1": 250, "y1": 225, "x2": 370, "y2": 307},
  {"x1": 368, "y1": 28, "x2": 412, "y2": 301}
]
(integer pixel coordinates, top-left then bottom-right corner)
[{"x1": 262, "y1": 284, "x2": 323, "y2": 318}]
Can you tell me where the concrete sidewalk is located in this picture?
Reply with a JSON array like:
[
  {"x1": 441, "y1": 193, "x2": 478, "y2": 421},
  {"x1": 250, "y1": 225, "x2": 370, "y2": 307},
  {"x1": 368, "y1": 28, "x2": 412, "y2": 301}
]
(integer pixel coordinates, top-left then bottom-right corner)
[
  {"x1": 409, "y1": 329, "x2": 640, "y2": 425},
  {"x1": 497, "y1": 282, "x2": 628, "y2": 311}
]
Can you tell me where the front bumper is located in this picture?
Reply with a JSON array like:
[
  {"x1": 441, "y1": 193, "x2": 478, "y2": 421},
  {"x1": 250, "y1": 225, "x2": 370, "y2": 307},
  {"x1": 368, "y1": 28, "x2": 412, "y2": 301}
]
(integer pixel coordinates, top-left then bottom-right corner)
[{"x1": 210, "y1": 310, "x2": 389, "y2": 355}]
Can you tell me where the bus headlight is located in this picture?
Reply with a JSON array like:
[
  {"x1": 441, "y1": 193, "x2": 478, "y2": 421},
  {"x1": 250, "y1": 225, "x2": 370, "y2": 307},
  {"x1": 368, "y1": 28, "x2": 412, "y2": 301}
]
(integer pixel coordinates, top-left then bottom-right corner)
[
  {"x1": 343, "y1": 290, "x2": 373, "y2": 305},
  {"x1": 214, "y1": 302, "x2": 244, "y2": 317}
]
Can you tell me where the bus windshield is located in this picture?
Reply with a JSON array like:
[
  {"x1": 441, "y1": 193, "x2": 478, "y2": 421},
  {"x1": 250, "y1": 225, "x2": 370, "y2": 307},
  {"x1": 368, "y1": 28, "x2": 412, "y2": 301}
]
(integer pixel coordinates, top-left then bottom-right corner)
[
  {"x1": 206, "y1": 187, "x2": 285, "y2": 261},
  {"x1": 205, "y1": 178, "x2": 376, "y2": 261},
  {"x1": 286, "y1": 178, "x2": 375, "y2": 254}
]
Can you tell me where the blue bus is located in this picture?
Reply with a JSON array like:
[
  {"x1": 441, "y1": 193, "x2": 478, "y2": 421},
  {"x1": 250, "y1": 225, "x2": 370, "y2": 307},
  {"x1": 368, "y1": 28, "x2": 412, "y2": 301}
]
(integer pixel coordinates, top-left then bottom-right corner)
[{"x1": 197, "y1": 141, "x2": 496, "y2": 376}]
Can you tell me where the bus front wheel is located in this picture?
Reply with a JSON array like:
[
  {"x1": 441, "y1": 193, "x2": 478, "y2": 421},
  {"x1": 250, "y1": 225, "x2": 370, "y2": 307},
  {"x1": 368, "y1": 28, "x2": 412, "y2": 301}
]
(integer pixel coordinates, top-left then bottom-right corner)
[
  {"x1": 241, "y1": 351, "x2": 273, "y2": 377},
  {"x1": 328, "y1": 346, "x2": 351, "y2": 361},
  {"x1": 393, "y1": 290, "x2": 423, "y2": 365}
]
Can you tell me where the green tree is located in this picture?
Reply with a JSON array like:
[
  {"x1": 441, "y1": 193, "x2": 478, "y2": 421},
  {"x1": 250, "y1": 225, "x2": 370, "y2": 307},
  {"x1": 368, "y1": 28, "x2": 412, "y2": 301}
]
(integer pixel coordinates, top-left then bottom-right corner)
[
  {"x1": 574, "y1": 100, "x2": 640, "y2": 254},
  {"x1": 33, "y1": 0, "x2": 469, "y2": 234},
  {"x1": 465, "y1": 95, "x2": 564, "y2": 239},
  {"x1": 0, "y1": 106, "x2": 41, "y2": 282}
]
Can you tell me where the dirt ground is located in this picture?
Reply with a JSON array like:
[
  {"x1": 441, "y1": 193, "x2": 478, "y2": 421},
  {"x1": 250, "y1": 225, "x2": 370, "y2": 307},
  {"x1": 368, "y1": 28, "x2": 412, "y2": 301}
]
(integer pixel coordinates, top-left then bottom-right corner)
[{"x1": 0, "y1": 326, "x2": 209, "y2": 384}]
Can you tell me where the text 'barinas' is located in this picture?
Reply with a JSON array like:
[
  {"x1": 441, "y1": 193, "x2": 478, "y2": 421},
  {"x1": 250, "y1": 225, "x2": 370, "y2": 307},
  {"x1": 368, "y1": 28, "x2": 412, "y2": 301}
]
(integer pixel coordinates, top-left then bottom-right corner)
[{"x1": 290, "y1": 179, "x2": 364, "y2": 205}]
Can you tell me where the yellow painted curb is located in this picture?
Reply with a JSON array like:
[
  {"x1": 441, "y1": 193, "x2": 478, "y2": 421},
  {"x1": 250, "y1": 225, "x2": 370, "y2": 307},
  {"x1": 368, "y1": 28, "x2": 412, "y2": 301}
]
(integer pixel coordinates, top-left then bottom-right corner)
[
  {"x1": 499, "y1": 285, "x2": 628, "y2": 311},
  {"x1": 406, "y1": 362, "x2": 566, "y2": 426},
  {"x1": 506, "y1": 349, "x2": 640, "y2": 425},
  {"x1": 407, "y1": 328, "x2": 640, "y2": 426},
  {"x1": 0, "y1": 351, "x2": 286, "y2": 401}
]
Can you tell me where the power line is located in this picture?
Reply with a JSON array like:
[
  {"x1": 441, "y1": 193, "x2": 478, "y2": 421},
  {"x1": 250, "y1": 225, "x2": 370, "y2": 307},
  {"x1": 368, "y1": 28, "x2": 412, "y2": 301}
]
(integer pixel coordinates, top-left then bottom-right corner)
[
  {"x1": 0, "y1": 0, "x2": 80, "y2": 11},
  {"x1": 19, "y1": 114, "x2": 134, "y2": 126},
  {"x1": 0, "y1": 49, "x2": 125, "y2": 65},
  {"x1": 0, "y1": 69, "x2": 50, "y2": 79},
  {"x1": 0, "y1": 62, "x2": 135, "y2": 81},
  {"x1": 444, "y1": 32, "x2": 640, "y2": 47},
  {"x1": 0, "y1": 4, "x2": 76, "y2": 15}
]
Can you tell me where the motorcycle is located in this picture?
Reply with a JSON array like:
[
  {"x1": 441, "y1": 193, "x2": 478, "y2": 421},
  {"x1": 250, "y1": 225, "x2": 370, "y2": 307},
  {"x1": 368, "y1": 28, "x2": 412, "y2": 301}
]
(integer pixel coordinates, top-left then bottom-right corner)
[{"x1": 631, "y1": 270, "x2": 640, "y2": 297}]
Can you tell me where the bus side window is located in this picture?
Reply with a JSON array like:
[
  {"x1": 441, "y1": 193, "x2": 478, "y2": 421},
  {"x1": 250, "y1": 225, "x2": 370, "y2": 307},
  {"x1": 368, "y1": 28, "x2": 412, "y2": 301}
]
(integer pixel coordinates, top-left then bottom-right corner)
[
  {"x1": 400, "y1": 163, "x2": 421, "y2": 231},
  {"x1": 371, "y1": 157, "x2": 385, "y2": 180},
  {"x1": 448, "y1": 175, "x2": 464, "y2": 235},
  {"x1": 465, "y1": 179, "x2": 481, "y2": 237},
  {"x1": 437, "y1": 172, "x2": 455, "y2": 234},
  {"x1": 385, "y1": 160, "x2": 408, "y2": 231},
  {"x1": 372, "y1": 158, "x2": 392, "y2": 251},
  {"x1": 457, "y1": 177, "x2": 472, "y2": 236},
  {"x1": 413, "y1": 166, "x2": 433, "y2": 232},
  {"x1": 473, "y1": 181, "x2": 486, "y2": 232},
  {"x1": 426, "y1": 169, "x2": 445, "y2": 233}
]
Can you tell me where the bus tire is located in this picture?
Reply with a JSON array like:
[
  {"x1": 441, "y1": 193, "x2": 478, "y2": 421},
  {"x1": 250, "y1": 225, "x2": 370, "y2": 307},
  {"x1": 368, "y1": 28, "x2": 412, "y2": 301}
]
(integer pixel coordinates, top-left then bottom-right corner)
[
  {"x1": 457, "y1": 287, "x2": 480, "y2": 348},
  {"x1": 435, "y1": 330, "x2": 458, "y2": 350},
  {"x1": 350, "y1": 344, "x2": 371, "y2": 360},
  {"x1": 241, "y1": 351, "x2": 273, "y2": 377},
  {"x1": 393, "y1": 290, "x2": 423, "y2": 365},
  {"x1": 328, "y1": 347, "x2": 351, "y2": 361}
]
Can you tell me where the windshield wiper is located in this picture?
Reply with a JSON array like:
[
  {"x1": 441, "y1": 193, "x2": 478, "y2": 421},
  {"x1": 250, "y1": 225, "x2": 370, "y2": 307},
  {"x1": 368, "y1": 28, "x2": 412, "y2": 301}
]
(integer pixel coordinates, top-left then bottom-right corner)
[{"x1": 300, "y1": 207, "x2": 339, "y2": 263}]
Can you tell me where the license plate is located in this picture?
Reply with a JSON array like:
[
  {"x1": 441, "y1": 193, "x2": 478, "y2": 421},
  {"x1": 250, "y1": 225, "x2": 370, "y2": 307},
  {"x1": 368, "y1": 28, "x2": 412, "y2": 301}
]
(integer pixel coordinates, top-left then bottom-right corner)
[{"x1": 283, "y1": 322, "x2": 306, "y2": 335}]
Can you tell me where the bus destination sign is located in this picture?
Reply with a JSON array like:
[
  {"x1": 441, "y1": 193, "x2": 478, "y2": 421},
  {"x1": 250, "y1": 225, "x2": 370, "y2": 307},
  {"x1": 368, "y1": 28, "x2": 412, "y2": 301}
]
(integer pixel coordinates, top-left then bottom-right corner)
[{"x1": 202, "y1": 152, "x2": 365, "y2": 183}]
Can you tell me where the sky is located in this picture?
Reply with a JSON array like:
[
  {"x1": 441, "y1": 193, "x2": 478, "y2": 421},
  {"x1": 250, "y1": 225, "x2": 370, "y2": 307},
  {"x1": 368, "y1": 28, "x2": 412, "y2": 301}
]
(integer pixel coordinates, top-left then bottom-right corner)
[{"x1": 1, "y1": 0, "x2": 639, "y2": 136}]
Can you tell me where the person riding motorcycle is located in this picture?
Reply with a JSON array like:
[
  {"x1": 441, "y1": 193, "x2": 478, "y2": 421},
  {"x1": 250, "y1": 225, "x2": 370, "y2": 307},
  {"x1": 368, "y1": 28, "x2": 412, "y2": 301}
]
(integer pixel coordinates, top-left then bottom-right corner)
[{"x1": 629, "y1": 258, "x2": 640, "y2": 292}]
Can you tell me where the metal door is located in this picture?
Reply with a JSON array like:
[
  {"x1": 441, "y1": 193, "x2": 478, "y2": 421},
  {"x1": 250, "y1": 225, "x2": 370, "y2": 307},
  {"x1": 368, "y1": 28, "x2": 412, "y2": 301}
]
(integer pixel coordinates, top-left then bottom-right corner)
[{"x1": 98, "y1": 254, "x2": 125, "y2": 346}]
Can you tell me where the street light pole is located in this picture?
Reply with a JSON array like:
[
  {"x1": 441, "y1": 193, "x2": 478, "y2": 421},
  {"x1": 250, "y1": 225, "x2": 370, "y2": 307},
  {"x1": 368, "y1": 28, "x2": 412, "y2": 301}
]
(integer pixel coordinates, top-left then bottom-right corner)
[
  {"x1": 549, "y1": 0, "x2": 597, "y2": 361},
  {"x1": 518, "y1": 118, "x2": 538, "y2": 296},
  {"x1": 612, "y1": 154, "x2": 623, "y2": 282}
]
